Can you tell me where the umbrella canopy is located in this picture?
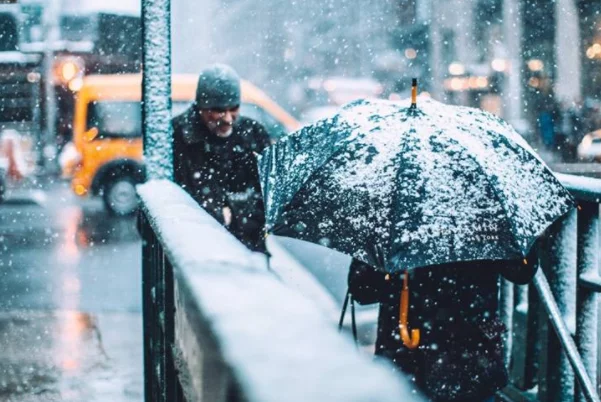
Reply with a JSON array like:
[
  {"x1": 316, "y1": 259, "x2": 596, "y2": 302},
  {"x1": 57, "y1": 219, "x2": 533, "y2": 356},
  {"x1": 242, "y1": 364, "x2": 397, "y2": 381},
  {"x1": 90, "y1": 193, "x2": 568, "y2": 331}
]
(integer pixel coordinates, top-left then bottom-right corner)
[{"x1": 258, "y1": 98, "x2": 575, "y2": 273}]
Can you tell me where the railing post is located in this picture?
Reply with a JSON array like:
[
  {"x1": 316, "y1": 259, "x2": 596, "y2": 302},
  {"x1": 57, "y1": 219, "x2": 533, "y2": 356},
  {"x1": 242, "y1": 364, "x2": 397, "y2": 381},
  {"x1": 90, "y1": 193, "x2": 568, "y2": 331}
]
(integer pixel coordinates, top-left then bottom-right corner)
[
  {"x1": 576, "y1": 202, "x2": 600, "y2": 402},
  {"x1": 534, "y1": 269, "x2": 601, "y2": 402},
  {"x1": 539, "y1": 210, "x2": 577, "y2": 402},
  {"x1": 536, "y1": 265, "x2": 550, "y2": 400},
  {"x1": 140, "y1": 213, "x2": 162, "y2": 400},
  {"x1": 500, "y1": 278, "x2": 514, "y2": 368},
  {"x1": 140, "y1": 214, "x2": 152, "y2": 400},
  {"x1": 508, "y1": 282, "x2": 535, "y2": 390},
  {"x1": 525, "y1": 283, "x2": 540, "y2": 390},
  {"x1": 141, "y1": 211, "x2": 179, "y2": 402},
  {"x1": 157, "y1": 245, "x2": 167, "y2": 401},
  {"x1": 164, "y1": 257, "x2": 178, "y2": 400}
]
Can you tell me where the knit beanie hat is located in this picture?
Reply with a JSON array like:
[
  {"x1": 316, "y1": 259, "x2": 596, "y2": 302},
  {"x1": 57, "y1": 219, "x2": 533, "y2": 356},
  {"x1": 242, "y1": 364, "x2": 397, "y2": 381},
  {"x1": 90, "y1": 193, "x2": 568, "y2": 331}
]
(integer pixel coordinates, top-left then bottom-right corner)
[{"x1": 195, "y1": 64, "x2": 241, "y2": 110}]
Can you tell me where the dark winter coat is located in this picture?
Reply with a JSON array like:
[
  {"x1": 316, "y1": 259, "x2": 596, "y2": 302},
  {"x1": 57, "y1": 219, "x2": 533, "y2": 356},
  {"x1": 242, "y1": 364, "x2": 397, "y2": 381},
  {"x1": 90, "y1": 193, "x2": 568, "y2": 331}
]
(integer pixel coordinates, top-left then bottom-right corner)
[
  {"x1": 348, "y1": 258, "x2": 537, "y2": 402},
  {"x1": 172, "y1": 107, "x2": 271, "y2": 252}
]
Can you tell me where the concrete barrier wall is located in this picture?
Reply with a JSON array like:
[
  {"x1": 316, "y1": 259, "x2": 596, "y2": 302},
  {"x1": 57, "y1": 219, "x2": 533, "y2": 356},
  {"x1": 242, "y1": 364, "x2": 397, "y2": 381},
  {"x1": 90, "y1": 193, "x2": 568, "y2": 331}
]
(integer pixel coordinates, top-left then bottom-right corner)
[{"x1": 138, "y1": 179, "x2": 424, "y2": 402}]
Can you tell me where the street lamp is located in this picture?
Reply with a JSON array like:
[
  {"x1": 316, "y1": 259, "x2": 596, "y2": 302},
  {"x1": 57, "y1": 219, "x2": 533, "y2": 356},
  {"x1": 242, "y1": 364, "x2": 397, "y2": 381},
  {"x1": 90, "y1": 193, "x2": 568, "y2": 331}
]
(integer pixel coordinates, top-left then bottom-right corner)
[
  {"x1": 491, "y1": 58, "x2": 508, "y2": 72},
  {"x1": 527, "y1": 59, "x2": 544, "y2": 71},
  {"x1": 586, "y1": 44, "x2": 601, "y2": 60},
  {"x1": 448, "y1": 62, "x2": 465, "y2": 76}
]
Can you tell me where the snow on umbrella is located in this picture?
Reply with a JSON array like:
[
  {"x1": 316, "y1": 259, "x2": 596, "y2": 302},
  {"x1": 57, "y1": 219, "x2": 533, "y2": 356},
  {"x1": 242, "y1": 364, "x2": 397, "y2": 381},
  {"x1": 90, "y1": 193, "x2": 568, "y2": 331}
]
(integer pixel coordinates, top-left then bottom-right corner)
[{"x1": 258, "y1": 96, "x2": 575, "y2": 274}]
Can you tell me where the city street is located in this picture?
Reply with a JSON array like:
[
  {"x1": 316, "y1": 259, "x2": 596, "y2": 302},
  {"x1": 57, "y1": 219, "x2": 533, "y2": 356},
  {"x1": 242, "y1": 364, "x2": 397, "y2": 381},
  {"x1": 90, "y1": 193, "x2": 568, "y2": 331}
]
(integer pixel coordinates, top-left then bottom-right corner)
[{"x1": 0, "y1": 178, "x2": 143, "y2": 401}]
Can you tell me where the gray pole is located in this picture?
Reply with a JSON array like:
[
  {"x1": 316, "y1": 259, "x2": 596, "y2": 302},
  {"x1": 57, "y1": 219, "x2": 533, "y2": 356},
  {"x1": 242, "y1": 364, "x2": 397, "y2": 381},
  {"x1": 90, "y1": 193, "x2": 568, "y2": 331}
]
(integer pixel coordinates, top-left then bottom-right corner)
[
  {"x1": 142, "y1": 0, "x2": 173, "y2": 180},
  {"x1": 502, "y1": 0, "x2": 523, "y2": 125},
  {"x1": 141, "y1": 2, "x2": 172, "y2": 399},
  {"x1": 554, "y1": 0, "x2": 582, "y2": 104},
  {"x1": 429, "y1": 0, "x2": 444, "y2": 100},
  {"x1": 42, "y1": 0, "x2": 60, "y2": 167}
]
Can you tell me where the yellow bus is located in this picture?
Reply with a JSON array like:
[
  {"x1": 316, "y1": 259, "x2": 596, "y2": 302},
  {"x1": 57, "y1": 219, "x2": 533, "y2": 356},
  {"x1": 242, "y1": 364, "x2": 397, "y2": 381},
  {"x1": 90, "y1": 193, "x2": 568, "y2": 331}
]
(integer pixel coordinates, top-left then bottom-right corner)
[{"x1": 62, "y1": 73, "x2": 300, "y2": 215}]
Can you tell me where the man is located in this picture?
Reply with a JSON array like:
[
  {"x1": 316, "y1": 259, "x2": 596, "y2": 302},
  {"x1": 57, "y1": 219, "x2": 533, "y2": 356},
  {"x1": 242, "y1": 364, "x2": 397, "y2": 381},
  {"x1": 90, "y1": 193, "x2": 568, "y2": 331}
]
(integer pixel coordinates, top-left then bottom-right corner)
[{"x1": 173, "y1": 64, "x2": 271, "y2": 253}]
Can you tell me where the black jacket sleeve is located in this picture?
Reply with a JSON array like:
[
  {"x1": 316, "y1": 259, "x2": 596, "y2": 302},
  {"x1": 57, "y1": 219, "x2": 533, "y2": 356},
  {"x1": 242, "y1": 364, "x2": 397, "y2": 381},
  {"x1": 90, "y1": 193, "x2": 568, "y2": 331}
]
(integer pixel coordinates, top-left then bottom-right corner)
[
  {"x1": 228, "y1": 118, "x2": 271, "y2": 234},
  {"x1": 172, "y1": 120, "x2": 230, "y2": 224},
  {"x1": 250, "y1": 119, "x2": 272, "y2": 153},
  {"x1": 172, "y1": 129, "x2": 186, "y2": 189}
]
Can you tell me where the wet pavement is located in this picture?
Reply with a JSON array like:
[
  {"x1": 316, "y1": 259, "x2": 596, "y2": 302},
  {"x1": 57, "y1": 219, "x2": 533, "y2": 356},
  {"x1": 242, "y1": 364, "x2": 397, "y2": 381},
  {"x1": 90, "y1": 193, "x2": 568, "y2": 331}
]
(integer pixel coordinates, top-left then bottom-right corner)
[{"x1": 0, "y1": 177, "x2": 143, "y2": 401}]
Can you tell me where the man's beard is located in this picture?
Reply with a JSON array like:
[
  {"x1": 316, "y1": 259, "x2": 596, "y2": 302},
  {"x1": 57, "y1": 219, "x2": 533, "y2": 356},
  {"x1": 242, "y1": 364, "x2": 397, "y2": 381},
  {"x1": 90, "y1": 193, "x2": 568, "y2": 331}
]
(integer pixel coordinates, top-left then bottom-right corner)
[
  {"x1": 216, "y1": 127, "x2": 233, "y2": 138},
  {"x1": 208, "y1": 121, "x2": 234, "y2": 138}
]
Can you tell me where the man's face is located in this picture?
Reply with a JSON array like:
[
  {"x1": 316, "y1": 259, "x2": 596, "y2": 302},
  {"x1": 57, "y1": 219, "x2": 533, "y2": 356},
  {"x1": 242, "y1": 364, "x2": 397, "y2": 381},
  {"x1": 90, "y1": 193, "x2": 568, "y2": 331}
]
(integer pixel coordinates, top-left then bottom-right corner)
[{"x1": 199, "y1": 106, "x2": 240, "y2": 138}]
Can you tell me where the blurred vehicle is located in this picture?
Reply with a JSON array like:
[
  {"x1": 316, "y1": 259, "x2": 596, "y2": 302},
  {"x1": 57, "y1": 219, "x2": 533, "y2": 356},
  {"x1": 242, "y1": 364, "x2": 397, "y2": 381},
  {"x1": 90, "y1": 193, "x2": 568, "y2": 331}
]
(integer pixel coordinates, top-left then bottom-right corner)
[
  {"x1": 20, "y1": 9, "x2": 143, "y2": 150},
  {"x1": 576, "y1": 129, "x2": 601, "y2": 162},
  {"x1": 0, "y1": 4, "x2": 142, "y2": 179},
  {"x1": 306, "y1": 76, "x2": 384, "y2": 106},
  {"x1": 299, "y1": 105, "x2": 340, "y2": 125},
  {"x1": 60, "y1": 73, "x2": 300, "y2": 215},
  {"x1": 294, "y1": 76, "x2": 384, "y2": 127},
  {"x1": 0, "y1": 4, "x2": 44, "y2": 196},
  {"x1": 0, "y1": 129, "x2": 37, "y2": 203}
]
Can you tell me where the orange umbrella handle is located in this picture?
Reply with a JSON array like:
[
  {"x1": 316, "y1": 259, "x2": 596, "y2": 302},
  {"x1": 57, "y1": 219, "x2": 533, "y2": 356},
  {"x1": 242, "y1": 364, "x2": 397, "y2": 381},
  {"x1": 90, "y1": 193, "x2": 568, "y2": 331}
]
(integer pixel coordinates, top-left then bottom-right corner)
[{"x1": 399, "y1": 270, "x2": 420, "y2": 349}]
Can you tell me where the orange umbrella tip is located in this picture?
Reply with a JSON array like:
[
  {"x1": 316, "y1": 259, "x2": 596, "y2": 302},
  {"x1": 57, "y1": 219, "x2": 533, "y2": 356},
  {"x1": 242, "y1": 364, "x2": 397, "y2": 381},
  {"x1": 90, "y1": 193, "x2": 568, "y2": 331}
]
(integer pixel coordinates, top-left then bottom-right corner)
[{"x1": 411, "y1": 78, "x2": 418, "y2": 107}]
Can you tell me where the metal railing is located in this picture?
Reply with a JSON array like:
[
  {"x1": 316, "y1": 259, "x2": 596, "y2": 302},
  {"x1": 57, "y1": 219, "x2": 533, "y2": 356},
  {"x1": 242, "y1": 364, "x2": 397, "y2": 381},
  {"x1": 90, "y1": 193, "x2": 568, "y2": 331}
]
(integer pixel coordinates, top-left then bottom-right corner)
[
  {"x1": 501, "y1": 173, "x2": 601, "y2": 402},
  {"x1": 137, "y1": 179, "x2": 424, "y2": 402}
]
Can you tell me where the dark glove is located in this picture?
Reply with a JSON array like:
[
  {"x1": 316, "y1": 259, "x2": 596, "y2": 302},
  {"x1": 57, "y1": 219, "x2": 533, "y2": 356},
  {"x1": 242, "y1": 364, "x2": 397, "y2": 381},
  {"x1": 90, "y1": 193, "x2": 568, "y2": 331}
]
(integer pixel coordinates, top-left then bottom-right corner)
[
  {"x1": 348, "y1": 259, "x2": 400, "y2": 305},
  {"x1": 499, "y1": 247, "x2": 539, "y2": 285}
]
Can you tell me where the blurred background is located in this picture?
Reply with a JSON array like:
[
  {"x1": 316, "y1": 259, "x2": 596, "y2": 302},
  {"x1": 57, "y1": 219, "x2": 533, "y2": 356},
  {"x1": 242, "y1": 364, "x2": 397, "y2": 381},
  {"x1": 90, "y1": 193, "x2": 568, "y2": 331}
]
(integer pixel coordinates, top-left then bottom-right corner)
[
  {"x1": 1, "y1": 0, "x2": 601, "y2": 173},
  {"x1": 1, "y1": 0, "x2": 601, "y2": 400}
]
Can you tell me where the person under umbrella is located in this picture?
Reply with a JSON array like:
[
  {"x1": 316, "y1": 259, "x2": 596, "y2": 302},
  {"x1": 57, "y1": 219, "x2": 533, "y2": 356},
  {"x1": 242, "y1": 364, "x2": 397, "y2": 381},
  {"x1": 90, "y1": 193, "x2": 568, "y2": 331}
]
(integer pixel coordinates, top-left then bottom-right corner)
[
  {"x1": 347, "y1": 254, "x2": 536, "y2": 402},
  {"x1": 258, "y1": 81, "x2": 575, "y2": 401}
]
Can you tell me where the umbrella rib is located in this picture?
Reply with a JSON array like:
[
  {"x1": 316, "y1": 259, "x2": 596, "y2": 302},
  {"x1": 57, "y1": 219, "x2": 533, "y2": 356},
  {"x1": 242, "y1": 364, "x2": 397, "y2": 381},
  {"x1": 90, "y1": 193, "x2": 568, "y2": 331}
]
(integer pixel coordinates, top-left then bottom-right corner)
[
  {"x1": 436, "y1": 128, "x2": 524, "y2": 256},
  {"x1": 469, "y1": 124, "x2": 575, "y2": 253},
  {"x1": 263, "y1": 121, "x2": 353, "y2": 226},
  {"x1": 273, "y1": 138, "x2": 367, "y2": 232},
  {"x1": 476, "y1": 122, "x2": 576, "y2": 251},
  {"x1": 388, "y1": 125, "x2": 416, "y2": 271}
]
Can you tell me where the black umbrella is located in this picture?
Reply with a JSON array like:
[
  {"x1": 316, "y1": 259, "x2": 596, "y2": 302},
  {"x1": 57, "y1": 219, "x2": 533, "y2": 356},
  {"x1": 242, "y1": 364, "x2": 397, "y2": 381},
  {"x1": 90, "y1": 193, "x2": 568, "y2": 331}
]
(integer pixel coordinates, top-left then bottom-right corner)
[{"x1": 258, "y1": 95, "x2": 574, "y2": 274}]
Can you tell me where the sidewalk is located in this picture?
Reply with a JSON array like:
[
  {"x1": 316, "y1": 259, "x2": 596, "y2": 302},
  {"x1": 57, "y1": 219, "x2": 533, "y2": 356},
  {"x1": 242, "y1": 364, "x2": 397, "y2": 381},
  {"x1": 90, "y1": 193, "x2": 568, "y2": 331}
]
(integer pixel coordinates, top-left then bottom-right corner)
[{"x1": 0, "y1": 311, "x2": 143, "y2": 402}]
